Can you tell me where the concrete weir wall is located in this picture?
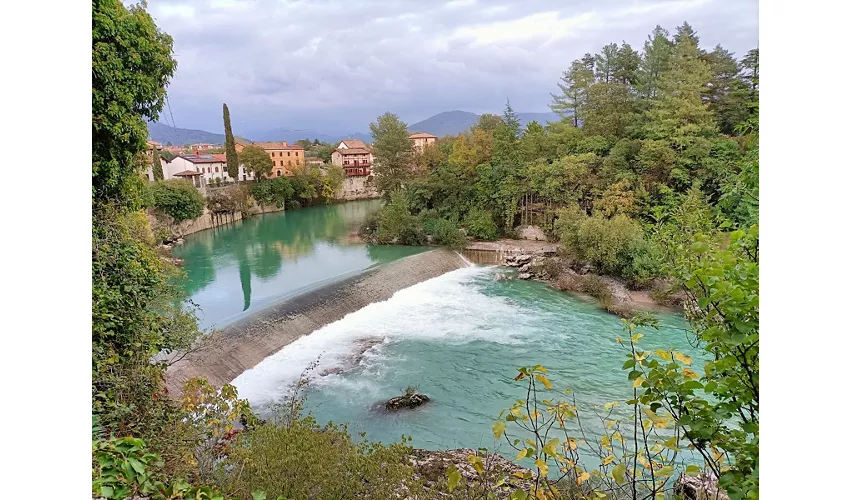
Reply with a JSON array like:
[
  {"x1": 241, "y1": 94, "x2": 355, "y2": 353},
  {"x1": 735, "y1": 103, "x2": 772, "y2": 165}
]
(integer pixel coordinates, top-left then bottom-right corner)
[{"x1": 166, "y1": 249, "x2": 469, "y2": 395}]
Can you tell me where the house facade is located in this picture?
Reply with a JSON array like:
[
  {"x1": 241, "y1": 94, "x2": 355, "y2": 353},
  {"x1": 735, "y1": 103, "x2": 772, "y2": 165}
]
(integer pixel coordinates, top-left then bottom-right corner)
[
  {"x1": 165, "y1": 153, "x2": 255, "y2": 184},
  {"x1": 235, "y1": 141, "x2": 305, "y2": 178},
  {"x1": 409, "y1": 132, "x2": 437, "y2": 152},
  {"x1": 331, "y1": 139, "x2": 373, "y2": 176}
]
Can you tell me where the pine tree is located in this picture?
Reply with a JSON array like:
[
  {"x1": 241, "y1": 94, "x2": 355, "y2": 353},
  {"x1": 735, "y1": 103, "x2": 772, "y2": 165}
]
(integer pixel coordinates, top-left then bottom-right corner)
[
  {"x1": 550, "y1": 60, "x2": 594, "y2": 126},
  {"x1": 152, "y1": 144, "x2": 164, "y2": 180},
  {"x1": 223, "y1": 103, "x2": 239, "y2": 180},
  {"x1": 637, "y1": 26, "x2": 674, "y2": 100},
  {"x1": 594, "y1": 43, "x2": 619, "y2": 83},
  {"x1": 502, "y1": 98, "x2": 521, "y2": 138},
  {"x1": 614, "y1": 42, "x2": 641, "y2": 87}
]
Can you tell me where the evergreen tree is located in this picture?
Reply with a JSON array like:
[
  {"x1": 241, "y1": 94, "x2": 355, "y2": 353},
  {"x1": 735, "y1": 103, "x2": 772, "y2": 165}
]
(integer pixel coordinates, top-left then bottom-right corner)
[
  {"x1": 594, "y1": 43, "x2": 619, "y2": 83},
  {"x1": 550, "y1": 60, "x2": 594, "y2": 126},
  {"x1": 223, "y1": 103, "x2": 239, "y2": 180},
  {"x1": 674, "y1": 21, "x2": 700, "y2": 47},
  {"x1": 370, "y1": 112, "x2": 414, "y2": 199},
  {"x1": 502, "y1": 98, "x2": 521, "y2": 138},
  {"x1": 637, "y1": 26, "x2": 674, "y2": 100},
  {"x1": 614, "y1": 42, "x2": 641, "y2": 86},
  {"x1": 152, "y1": 144, "x2": 164, "y2": 180},
  {"x1": 582, "y1": 83, "x2": 637, "y2": 140},
  {"x1": 741, "y1": 48, "x2": 759, "y2": 90}
]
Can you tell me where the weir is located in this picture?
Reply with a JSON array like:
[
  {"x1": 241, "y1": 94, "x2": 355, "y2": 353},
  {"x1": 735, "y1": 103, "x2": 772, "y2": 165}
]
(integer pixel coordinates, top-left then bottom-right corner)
[{"x1": 166, "y1": 249, "x2": 470, "y2": 396}]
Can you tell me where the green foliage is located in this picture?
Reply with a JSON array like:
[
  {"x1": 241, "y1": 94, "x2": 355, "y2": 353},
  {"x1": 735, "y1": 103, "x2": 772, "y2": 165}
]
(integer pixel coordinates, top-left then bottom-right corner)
[
  {"x1": 371, "y1": 112, "x2": 413, "y2": 198},
  {"x1": 252, "y1": 176, "x2": 294, "y2": 209},
  {"x1": 223, "y1": 416, "x2": 425, "y2": 500},
  {"x1": 152, "y1": 146, "x2": 164, "y2": 181},
  {"x1": 207, "y1": 184, "x2": 254, "y2": 217},
  {"x1": 374, "y1": 189, "x2": 425, "y2": 245},
  {"x1": 149, "y1": 180, "x2": 206, "y2": 223},
  {"x1": 93, "y1": 0, "x2": 177, "y2": 204},
  {"x1": 93, "y1": 436, "x2": 164, "y2": 499},
  {"x1": 427, "y1": 217, "x2": 467, "y2": 249},
  {"x1": 240, "y1": 145, "x2": 274, "y2": 178},
  {"x1": 463, "y1": 207, "x2": 499, "y2": 240},
  {"x1": 223, "y1": 103, "x2": 239, "y2": 179}
]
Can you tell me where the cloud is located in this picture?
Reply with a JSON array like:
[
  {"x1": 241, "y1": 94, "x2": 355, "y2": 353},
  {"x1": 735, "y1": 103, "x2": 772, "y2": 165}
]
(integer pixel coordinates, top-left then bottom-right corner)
[{"x1": 145, "y1": 0, "x2": 758, "y2": 134}]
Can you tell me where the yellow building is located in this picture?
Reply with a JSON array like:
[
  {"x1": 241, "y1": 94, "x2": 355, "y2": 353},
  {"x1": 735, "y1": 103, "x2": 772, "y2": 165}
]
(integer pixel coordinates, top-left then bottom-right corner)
[{"x1": 235, "y1": 140, "x2": 305, "y2": 177}]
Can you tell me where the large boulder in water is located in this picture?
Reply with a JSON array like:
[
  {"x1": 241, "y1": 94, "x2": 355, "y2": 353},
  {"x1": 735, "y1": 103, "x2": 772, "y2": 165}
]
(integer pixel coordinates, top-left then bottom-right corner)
[{"x1": 385, "y1": 391, "x2": 430, "y2": 411}]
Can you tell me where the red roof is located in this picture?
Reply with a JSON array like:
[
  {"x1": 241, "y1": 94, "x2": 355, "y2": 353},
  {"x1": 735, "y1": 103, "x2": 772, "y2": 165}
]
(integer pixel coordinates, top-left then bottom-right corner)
[
  {"x1": 409, "y1": 133, "x2": 437, "y2": 139},
  {"x1": 173, "y1": 170, "x2": 203, "y2": 176},
  {"x1": 340, "y1": 139, "x2": 369, "y2": 150},
  {"x1": 248, "y1": 141, "x2": 304, "y2": 151}
]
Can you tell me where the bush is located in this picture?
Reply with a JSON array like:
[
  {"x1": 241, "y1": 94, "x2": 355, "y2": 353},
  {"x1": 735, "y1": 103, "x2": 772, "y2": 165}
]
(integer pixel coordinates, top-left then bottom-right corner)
[
  {"x1": 580, "y1": 275, "x2": 613, "y2": 308},
  {"x1": 222, "y1": 416, "x2": 426, "y2": 500},
  {"x1": 428, "y1": 218, "x2": 467, "y2": 249},
  {"x1": 148, "y1": 180, "x2": 205, "y2": 223},
  {"x1": 555, "y1": 207, "x2": 658, "y2": 281},
  {"x1": 376, "y1": 189, "x2": 425, "y2": 245},
  {"x1": 251, "y1": 177, "x2": 294, "y2": 209},
  {"x1": 463, "y1": 207, "x2": 499, "y2": 240}
]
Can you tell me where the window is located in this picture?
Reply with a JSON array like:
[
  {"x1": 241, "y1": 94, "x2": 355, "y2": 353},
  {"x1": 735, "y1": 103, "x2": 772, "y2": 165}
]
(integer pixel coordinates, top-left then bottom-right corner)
[
  {"x1": 287, "y1": 151, "x2": 291, "y2": 157},
  {"x1": 276, "y1": 170, "x2": 281, "y2": 177},
  {"x1": 214, "y1": 166, "x2": 219, "y2": 172},
  {"x1": 242, "y1": 174, "x2": 247, "y2": 181},
  {"x1": 273, "y1": 160, "x2": 277, "y2": 166},
  {"x1": 295, "y1": 151, "x2": 299, "y2": 156}
]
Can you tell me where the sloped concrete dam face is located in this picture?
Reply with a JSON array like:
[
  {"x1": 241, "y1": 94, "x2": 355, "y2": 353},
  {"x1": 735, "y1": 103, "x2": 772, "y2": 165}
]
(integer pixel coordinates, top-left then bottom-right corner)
[{"x1": 166, "y1": 249, "x2": 470, "y2": 395}]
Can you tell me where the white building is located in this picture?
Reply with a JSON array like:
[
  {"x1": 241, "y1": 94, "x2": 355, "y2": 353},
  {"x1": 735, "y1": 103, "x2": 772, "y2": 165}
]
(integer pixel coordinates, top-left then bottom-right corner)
[{"x1": 164, "y1": 153, "x2": 256, "y2": 184}]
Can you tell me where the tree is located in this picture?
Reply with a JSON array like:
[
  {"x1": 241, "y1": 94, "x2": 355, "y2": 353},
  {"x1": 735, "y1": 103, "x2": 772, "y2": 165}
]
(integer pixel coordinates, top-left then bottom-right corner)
[
  {"x1": 93, "y1": 0, "x2": 177, "y2": 204},
  {"x1": 151, "y1": 145, "x2": 164, "y2": 181},
  {"x1": 239, "y1": 145, "x2": 273, "y2": 178},
  {"x1": 149, "y1": 180, "x2": 205, "y2": 223},
  {"x1": 370, "y1": 112, "x2": 413, "y2": 199},
  {"x1": 644, "y1": 35, "x2": 716, "y2": 164},
  {"x1": 474, "y1": 113, "x2": 503, "y2": 133},
  {"x1": 637, "y1": 26, "x2": 674, "y2": 100},
  {"x1": 223, "y1": 103, "x2": 238, "y2": 180},
  {"x1": 740, "y1": 48, "x2": 759, "y2": 90},
  {"x1": 614, "y1": 42, "x2": 641, "y2": 86},
  {"x1": 581, "y1": 83, "x2": 637, "y2": 140},
  {"x1": 550, "y1": 59, "x2": 595, "y2": 126},
  {"x1": 501, "y1": 98, "x2": 521, "y2": 138},
  {"x1": 674, "y1": 21, "x2": 700, "y2": 46},
  {"x1": 594, "y1": 43, "x2": 619, "y2": 83}
]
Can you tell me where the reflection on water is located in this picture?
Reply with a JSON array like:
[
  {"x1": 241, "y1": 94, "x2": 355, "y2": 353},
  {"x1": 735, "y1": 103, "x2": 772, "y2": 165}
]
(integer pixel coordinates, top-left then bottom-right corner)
[{"x1": 172, "y1": 200, "x2": 429, "y2": 329}]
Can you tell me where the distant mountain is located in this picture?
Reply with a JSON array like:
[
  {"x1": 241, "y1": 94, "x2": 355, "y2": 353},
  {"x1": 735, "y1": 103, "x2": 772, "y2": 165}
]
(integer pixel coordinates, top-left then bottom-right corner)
[
  {"x1": 516, "y1": 112, "x2": 561, "y2": 127},
  {"x1": 408, "y1": 110, "x2": 562, "y2": 137},
  {"x1": 408, "y1": 111, "x2": 479, "y2": 137},
  {"x1": 147, "y1": 122, "x2": 227, "y2": 146}
]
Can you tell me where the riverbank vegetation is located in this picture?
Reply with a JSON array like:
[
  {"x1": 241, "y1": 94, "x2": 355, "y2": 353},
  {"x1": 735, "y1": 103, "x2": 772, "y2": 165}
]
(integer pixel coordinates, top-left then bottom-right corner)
[{"x1": 93, "y1": 1, "x2": 756, "y2": 498}]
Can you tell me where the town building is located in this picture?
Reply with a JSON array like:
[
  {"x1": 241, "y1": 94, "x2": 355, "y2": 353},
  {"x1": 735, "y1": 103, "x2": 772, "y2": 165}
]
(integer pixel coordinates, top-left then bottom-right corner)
[
  {"x1": 409, "y1": 132, "x2": 437, "y2": 152},
  {"x1": 164, "y1": 153, "x2": 257, "y2": 184},
  {"x1": 331, "y1": 139, "x2": 373, "y2": 176},
  {"x1": 189, "y1": 143, "x2": 219, "y2": 151},
  {"x1": 235, "y1": 141, "x2": 305, "y2": 178}
]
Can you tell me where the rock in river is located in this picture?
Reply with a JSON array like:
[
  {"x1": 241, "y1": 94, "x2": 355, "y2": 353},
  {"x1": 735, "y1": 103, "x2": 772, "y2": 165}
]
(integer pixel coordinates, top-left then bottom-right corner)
[{"x1": 385, "y1": 392, "x2": 430, "y2": 411}]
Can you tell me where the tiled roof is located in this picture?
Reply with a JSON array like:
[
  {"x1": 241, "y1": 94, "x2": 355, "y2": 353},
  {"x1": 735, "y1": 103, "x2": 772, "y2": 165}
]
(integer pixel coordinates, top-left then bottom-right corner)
[
  {"x1": 340, "y1": 139, "x2": 369, "y2": 150},
  {"x1": 247, "y1": 141, "x2": 304, "y2": 151},
  {"x1": 409, "y1": 133, "x2": 437, "y2": 139},
  {"x1": 337, "y1": 148, "x2": 371, "y2": 155},
  {"x1": 173, "y1": 169, "x2": 203, "y2": 176},
  {"x1": 212, "y1": 153, "x2": 228, "y2": 162}
]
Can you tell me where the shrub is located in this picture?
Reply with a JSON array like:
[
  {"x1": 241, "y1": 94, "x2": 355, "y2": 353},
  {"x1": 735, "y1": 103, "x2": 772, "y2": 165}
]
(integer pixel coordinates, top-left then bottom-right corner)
[
  {"x1": 463, "y1": 207, "x2": 499, "y2": 240},
  {"x1": 580, "y1": 275, "x2": 613, "y2": 307},
  {"x1": 222, "y1": 416, "x2": 426, "y2": 500},
  {"x1": 555, "y1": 207, "x2": 661, "y2": 282},
  {"x1": 429, "y1": 218, "x2": 467, "y2": 249},
  {"x1": 376, "y1": 189, "x2": 425, "y2": 245},
  {"x1": 251, "y1": 177, "x2": 294, "y2": 209},
  {"x1": 148, "y1": 180, "x2": 205, "y2": 223},
  {"x1": 92, "y1": 436, "x2": 164, "y2": 499}
]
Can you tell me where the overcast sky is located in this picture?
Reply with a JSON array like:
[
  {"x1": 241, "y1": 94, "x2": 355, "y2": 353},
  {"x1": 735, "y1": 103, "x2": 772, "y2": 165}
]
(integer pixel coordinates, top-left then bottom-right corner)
[{"x1": 144, "y1": 0, "x2": 758, "y2": 136}]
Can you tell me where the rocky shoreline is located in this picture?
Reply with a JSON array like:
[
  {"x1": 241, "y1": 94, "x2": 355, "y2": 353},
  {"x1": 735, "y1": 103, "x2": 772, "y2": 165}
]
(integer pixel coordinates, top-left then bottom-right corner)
[{"x1": 464, "y1": 238, "x2": 684, "y2": 318}]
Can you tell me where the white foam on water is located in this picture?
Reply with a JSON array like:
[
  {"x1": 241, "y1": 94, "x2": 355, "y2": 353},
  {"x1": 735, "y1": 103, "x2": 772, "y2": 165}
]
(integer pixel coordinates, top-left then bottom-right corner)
[{"x1": 232, "y1": 265, "x2": 527, "y2": 406}]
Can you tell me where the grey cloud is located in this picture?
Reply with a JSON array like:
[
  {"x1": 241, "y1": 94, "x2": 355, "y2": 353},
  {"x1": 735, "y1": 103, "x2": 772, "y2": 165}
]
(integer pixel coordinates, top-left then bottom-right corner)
[{"x1": 146, "y1": 0, "x2": 758, "y2": 134}]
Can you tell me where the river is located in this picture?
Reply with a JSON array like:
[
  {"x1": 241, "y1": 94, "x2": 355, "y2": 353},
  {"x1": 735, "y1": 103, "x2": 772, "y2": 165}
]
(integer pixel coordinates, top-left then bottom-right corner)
[{"x1": 175, "y1": 200, "x2": 701, "y2": 466}]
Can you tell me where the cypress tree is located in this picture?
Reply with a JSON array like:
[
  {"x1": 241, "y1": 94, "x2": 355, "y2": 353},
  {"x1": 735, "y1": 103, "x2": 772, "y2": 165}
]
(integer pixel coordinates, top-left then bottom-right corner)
[
  {"x1": 152, "y1": 144, "x2": 164, "y2": 180},
  {"x1": 223, "y1": 103, "x2": 239, "y2": 180}
]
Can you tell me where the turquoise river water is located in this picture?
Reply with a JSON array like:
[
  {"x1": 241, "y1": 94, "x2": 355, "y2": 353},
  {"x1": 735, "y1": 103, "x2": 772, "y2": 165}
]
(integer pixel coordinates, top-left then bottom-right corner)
[{"x1": 175, "y1": 200, "x2": 701, "y2": 468}]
